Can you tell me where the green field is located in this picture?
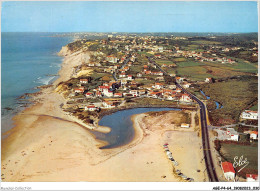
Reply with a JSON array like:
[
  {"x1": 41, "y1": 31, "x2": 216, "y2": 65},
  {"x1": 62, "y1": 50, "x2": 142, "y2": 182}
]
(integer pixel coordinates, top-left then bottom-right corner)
[
  {"x1": 130, "y1": 65, "x2": 143, "y2": 73},
  {"x1": 177, "y1": 66, "x2": 212, "y2": 81},
  {"x1": 230, "y1": 60, "x2": 258, "y2": 73},
  {"x1": 220, "y1": 143, "x2": 258, "y2": 174},
  {"x1": 249, "y1": 104, "x2": 258, "y2": 111},
  {"x1": 176, "y1": 61, "x2": 204, "y2": 67},
  {"x1": 203, "y1": 59, "x2": 258, "y2": 74},
  {"x1": 172, "y1": 57, "x2": 187, "y2": 62},
  {"x1": 200, "y1": 76, "x2": 258, "y2": 125},
  {"x1": 186, "y1": 44, "x2": 204, "y2": 52},
  {"x1": 191, "y1": 40, "x2": 222, "y2": 45},
  {"x1": 155, "y1": 59, "x2": 175, "y2": 65},
  {"x1": 138, "y1": 51, "x2": 153, "y2": 57}
]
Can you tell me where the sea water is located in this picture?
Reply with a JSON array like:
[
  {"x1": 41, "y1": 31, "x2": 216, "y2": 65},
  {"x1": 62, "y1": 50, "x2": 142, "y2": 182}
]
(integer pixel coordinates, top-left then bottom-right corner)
[{"x1": 1, "y1": 32, "x2": 73, "y2": 135}]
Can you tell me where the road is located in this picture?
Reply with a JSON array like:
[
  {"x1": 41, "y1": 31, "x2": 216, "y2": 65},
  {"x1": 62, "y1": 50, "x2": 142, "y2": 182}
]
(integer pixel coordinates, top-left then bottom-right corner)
[{"x1": 147, "y1": 56, "x2": 219, "y2": 182}]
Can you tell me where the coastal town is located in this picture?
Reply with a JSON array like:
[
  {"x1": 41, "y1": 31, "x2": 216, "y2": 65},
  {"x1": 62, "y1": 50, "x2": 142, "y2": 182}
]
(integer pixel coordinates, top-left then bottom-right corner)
[
  {"x1": 2, "y1": 33, "x2": 258, "y2": 183},
  {"x1": 53, "y1": 33, "x2": 258, "y2": 182}
]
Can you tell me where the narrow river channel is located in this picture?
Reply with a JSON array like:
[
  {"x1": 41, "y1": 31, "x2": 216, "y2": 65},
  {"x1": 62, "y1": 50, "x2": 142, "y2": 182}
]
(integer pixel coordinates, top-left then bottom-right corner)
[
  {"x1": 200, "y1": 90, "x2": 223, "y2": 109},
  {"x1": 90, "y1": 107, "x2": 180, "y2": 149}
]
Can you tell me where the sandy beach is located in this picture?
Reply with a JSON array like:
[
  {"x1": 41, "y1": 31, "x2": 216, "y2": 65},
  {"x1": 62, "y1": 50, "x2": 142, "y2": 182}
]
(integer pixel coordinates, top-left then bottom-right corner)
[{"x1": 1, "y1": 46, "x2": 205, "y2": 182}]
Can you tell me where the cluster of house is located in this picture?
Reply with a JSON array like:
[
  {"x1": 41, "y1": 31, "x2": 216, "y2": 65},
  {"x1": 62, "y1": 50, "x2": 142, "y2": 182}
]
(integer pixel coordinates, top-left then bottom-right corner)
[
  {"x1": 214, "y1": 127, "x2": 258, "y2": 142},
  {"x1": 71, "y1": 77, "x2": 194, "y2": 112},
  {"x1": 75, "y1": 80, "x2": 193, "y2": 102},
  {"x1": 221, "y1": 161, "x2": 258, "y2": 182},
  {"x1": 214, "y1": 128, "x2": 240, "y2": 142},
  {"x1": 173, "y1": 49, "x2": 236, "y2": 64}
]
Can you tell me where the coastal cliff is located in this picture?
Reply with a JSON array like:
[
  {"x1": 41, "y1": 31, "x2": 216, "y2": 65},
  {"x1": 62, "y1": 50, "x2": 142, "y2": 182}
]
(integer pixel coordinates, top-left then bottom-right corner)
[{"x1": 57, "y1": 45, "x2": 72, "y2": 56}]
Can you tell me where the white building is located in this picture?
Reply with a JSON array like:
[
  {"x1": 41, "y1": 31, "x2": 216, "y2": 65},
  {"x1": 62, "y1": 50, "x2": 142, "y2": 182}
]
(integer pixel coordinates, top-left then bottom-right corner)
[
  {"x1": 154, "y1": 83, "x2": 163, "y2": 89},
  {"x1": 80, "y1": 79, "x2": 88, "y2": 84},
  {"x1": 103, "y1": 101, "x2": 115, "y2": 108},
  {"x1": 215, "y1": 128, "x2": 239, "y2": 142},
  {"x1": 106, "y1": 56, "x2": 118, "y2": 63},
  {"x1": 249, "y1": 131, "x2": 258, "y2": 140},
  {"x1": 137, "y1": 73, "x2": 142, "y2": 78},
  {"x1": 85, "y1": 105, "x2": 97, "y2": 111},
  {"x1": 246, "y1": 174, "x2": 258, "y2": 182},
  {"x1": 180, "y1": 94, "x2": 192, "y2": 102},
  {"x1": 205, "y1": 78, "x2": 213, "y2": 83},
  {"x1": 127, "y1": 75, "x2": 133, "y2": 80},
  {"x1": 119, "y1": 73, "x2": 126, "y2": 78},
  {"x1": 221, "y1": 162, "x2": 235, "y2": 181},
  {"x1": 103, "y1": 90, "x2": 113, "y2": 97},
  {"x1": 158, "y1": 46, "x2": 163, "y2": 52},
  {"x1": 226, "y1": 128, "x2": 239, "y2": 141},
  {"x1": 241, "y1": 110, "x2": 258, "y2": 120},
  {"x1": 183, "y1": 83, "x2": 191, "y2": 88},
  {"x1": 181, "y1": 123, "x2": 190, "y2": 128}
]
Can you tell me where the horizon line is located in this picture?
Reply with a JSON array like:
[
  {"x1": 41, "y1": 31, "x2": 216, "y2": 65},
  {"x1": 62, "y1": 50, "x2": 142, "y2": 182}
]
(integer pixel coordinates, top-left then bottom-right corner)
[{"x1": 2, "y1": 31, "x2": 258, "y2": 33}]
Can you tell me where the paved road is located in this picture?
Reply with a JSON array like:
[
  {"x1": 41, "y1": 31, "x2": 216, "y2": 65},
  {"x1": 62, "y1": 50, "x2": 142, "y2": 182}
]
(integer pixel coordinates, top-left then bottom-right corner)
[
  {"x1": 177, "y1": 83, "x2": 218, "y2": 182},
  {"x1": 147, "y1": 56, "x2": 219, "y2": 182}
]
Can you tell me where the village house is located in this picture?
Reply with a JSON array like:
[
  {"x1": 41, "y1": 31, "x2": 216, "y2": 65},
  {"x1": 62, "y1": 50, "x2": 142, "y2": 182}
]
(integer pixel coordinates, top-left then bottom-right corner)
[
  {"x1": 95, "y1": 91, "x2": 102, "y2": 97},
  {"x1": 80, "y1": 79, "x2": 88, "y2": 84},
  {"x1": 205, "y1": 78, "x2": 213, "y2": 83},
  {"x1": 103, "y1": 90, "x2": 113, "y2": 97},
  {"x1": 158, "y1": 46, "x2": 163, "y2": 52},
  {"x1": 138, "y1": 89, "x2": 146, "y2": 96},
  {"x1": 214, "y1": 128, "x2": 239, "y2": 141},
  {"x1": 156, "y1": 76, "x2": 165, "y2": 81},
  {"x1": 181, "y1": 123, "x2": 190, "y2": 128},
  {"x1": 114, "y1": 93, "x2": 123, "y2": 98},
  {"x1": 168, "y1": 84, "x2": 177, "y2": 89},
  {"x1": 154, "y1": 83, "x2": 164, "y2": 89},
  {"x1": 106, "y1": 55, "x2": 118, "y2": 63},
  {"x1": 176, "y1": 88, "x2": 182, "y2": 93},
  {"x1": 182, "y1": 82, "x2": 191, "y2": 88},
  {"x1": 129, "y1": 90, "x2": 139, "y2": 97},
  {"x1": 221, "y1": 161, "x2": 235, "y2": 181},
  {"x1": 88, "y1": 62, "x2": 95, "y2": 67},
  {"x1": 137, "y1": 73, "x2": 142, "y2": 78},
  {"x1": 226, "y1": 128, "x2": 239, "y2": 141},
  {"x1": 127, "y1": 75, "x2": 133, "y2": 80},
  {"x1": 144, "y1": 70, "x2": 152, "y2": 75},
  {"x1": 103, "y1": 101, "x2": 115, "y2": 108},
  {"x1": 154, "y1": 54, "x2": 161, "y2": 59},
  {"x1": 175, "y1": 77, "x2": 184, "y2": 83},
  {"x1": 85, "y1": 92, "x2": 94, "y2": 98},
  {"x1": 161, "y1": 64, "x2": 167, "y2": 68},
  {"x1": 250, "y1": 131, "x2": 258, "y2": 140},
  {"x1": 244, "y1": 131, "x2": 258, "y2": 140},
  {"x1": 119, "y1": 73, "x2": 126, "y2": 78},
  {"x1": 85, "y1": 105, "x2": 98, "y2": 111},
  {"x1": 74, "y1": 87, "x2": 85, "y2": 93},
  {"x1": 180, "y1": 94, "x2": 192, "y2": 102},
  {"x1": 98, "y1": 86, "x2": 110, "y2": 92},
  {"x1": 241, "y1": 110, "x2": 258, "y2": 120},
  {"x1": 148, "y1": 91, "x2": 162, "y2": 99},
  {"x1": 246, "y1": 174, "x2": 258, "y2": 182}
]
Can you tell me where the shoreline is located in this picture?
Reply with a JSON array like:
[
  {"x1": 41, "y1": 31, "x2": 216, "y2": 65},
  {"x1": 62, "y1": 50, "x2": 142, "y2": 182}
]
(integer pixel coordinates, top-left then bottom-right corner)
[{"x1": 2, "y1": 43, "x2": 204, "y2": 182}]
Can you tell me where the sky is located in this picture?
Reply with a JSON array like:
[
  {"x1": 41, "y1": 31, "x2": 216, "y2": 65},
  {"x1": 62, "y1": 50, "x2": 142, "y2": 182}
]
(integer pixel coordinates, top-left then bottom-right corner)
[{"x1": 1, "y1": 1, "x2": 258, "y2": 33}]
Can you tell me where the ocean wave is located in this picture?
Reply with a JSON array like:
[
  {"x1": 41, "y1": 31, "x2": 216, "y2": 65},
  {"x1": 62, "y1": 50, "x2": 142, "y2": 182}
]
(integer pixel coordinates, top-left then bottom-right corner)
[{"x1": 37, "y1": 76, "x2": 56, "y2": 85}]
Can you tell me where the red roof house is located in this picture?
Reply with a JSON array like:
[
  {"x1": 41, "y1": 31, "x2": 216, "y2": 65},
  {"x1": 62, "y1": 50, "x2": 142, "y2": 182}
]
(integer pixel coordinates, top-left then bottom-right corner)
[{"x1": 221, "y1": 162, "x2": 235, "y2": 181}]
